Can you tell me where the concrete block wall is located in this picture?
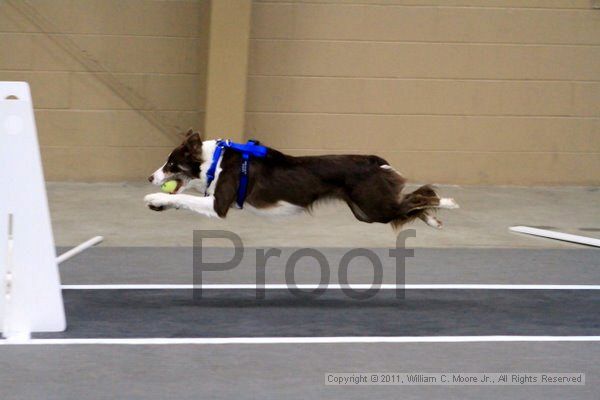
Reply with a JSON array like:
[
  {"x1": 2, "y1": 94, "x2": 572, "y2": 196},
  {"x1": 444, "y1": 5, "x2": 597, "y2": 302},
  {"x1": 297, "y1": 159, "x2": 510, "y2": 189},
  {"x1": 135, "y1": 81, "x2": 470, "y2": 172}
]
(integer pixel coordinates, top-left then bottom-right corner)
[
  {"x1": 0, "y1": 0, "x2": 209, "y2": 180},
  {"x1": 1, "y1": 0, "x2": 598, "y2": 185},
  {"x1": 245, "y1": 0, "x2": 600, "y2": 185}
]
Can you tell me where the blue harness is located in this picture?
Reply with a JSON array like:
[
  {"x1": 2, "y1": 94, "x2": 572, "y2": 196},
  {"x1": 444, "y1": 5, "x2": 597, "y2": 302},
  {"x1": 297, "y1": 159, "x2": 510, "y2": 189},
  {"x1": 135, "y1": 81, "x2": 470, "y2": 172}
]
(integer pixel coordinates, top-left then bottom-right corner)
[{"x1": 205, "y1": 139, "x2": 268, "y2": 208}]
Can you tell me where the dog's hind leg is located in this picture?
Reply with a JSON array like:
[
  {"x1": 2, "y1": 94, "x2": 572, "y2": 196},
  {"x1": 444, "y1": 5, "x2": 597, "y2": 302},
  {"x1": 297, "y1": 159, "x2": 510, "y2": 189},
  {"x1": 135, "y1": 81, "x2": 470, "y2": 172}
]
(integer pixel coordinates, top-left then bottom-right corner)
[
  {"x1": 390, "y1": 185, "x2": 459, "y2": 229},
  {"x1": 419, "y1": 212, "x2": 443, "y2": 229},
  {"x1": 409, "y1": 185, "x2": 459, "y2": 210},
  {"x1": 346, "y1": 200, "x2": 374, "y2": 223}
]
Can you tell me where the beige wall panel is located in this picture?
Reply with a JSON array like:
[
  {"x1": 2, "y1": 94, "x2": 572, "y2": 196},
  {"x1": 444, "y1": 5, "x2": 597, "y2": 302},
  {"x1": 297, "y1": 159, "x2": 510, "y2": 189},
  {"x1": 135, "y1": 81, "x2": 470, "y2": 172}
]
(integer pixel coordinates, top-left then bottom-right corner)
[
  {"x1": 0, "y1": 33, "x2": 36, "y2": 70},
  {"x1": 156, "y1": 111, "x2": 205, "y2": 136},
  {"x1": 69, "y1": 35, "x2": 203, "y2": 74},
  {"x1": 0, "y1": 70, "x2": 70, "y2": 108},
  {"x1": 1, "y1": 0, "x2": 210, "y2": 181},
  {"x1": 247, "y1": 1, "x2": 599, "y2": 184},
  {"x1": 66, "y1": 0, "x2": 208, "y2": 37},
  {"x1": 246, "y1": 113, "x2": 600, "y2": 153},
  {"x1": 249, "y1": 41, "x2": 600, "y2": 81},
  {"x1": 68, "y1": 72, "x2": 145, "y2": 110},
  {"x1": 385, "y1": 151, "x2": 600, "y2": 186},
  {"x1": 256, "y1": 0, "x2": 593, "y2": 8},
  {"x1": 286, "y1": 149, "x2": 600, "y2": 185},
  {"x1": 204, "y1": 0, "x2": 252, "y2": 141},
  {"x1": 0, "y1": 0, "x2": 207, "y2": 37},
  {"x1": 0, "y1": 33, "x2": 205, "y2": 74},
  {"x1": 251, "y1": 3, "x2": 600, "y2": 45},
  {"x1": 42, "y1": 146, "x2": 176, "y2": 181},
  {"x1": 573, "y1": 83, "x2": 600, "y2": 117},
  {"x1": 2, "y1": 0, "x2": 597, "y2": 183},
  {"x1": 68, "y1": 73, "x2": 203, "y2": 111},
  {"x1": 247, "y1": 77, "x2": 599, "y2": 117},
  {"x1": 35, "y1": 110, "x2": 202, "y2": 147},
  {"x1": 143, "y1": 74, "x2": 205, "y2": 111}
]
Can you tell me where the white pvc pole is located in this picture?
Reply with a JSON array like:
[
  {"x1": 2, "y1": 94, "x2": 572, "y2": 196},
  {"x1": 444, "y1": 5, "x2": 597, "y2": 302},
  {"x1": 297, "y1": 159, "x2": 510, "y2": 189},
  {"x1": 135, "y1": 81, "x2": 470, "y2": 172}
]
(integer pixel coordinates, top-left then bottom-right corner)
[
  {"x1": 509, "y1": 226, "x2": 600, "y2": 248},
  {"x1": 56, "y1": 236, "x2": 104, "y2": 264}
]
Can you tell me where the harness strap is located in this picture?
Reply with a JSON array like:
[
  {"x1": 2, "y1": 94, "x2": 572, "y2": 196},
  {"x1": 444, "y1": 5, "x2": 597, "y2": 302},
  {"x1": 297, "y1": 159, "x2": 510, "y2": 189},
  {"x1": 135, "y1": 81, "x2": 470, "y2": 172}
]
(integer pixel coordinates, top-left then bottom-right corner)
[
  {"x1": 236, "y1": 152, "x2": 250, "y2": 208},
  {"x1": 204, "y1": 144, "x2": 223, "y2": 194},
  {"x1": 204, "y1": 139, "x2": 267, "y2": 208}
]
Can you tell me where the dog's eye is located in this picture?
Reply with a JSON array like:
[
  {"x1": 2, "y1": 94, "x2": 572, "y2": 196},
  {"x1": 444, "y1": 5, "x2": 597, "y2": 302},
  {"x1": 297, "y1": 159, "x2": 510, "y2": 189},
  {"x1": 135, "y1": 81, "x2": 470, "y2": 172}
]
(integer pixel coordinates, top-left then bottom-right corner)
[{"x1": 164, "y1": 162, "x2": 179, "y2": 173}]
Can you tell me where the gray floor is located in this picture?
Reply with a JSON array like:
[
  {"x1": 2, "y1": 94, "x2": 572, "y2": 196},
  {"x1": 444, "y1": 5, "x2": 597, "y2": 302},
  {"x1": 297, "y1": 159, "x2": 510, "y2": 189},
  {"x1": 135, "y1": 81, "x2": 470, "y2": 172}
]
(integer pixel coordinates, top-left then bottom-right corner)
[
  {"x1": 2, "y1": 246, "x2": 597, "y2": 400},
  {"x1": 36, "y1": 289, "x2": 600, "y2": 338},
  {"x1": 57, "y1": 247, "x2": 600, "y2": 285},
  {"x1": 1, "y1": 184, "x2": 599, "y2": 399},
  {"x1": 2, "y1": 343, "x2": 598, "y2": 400}
]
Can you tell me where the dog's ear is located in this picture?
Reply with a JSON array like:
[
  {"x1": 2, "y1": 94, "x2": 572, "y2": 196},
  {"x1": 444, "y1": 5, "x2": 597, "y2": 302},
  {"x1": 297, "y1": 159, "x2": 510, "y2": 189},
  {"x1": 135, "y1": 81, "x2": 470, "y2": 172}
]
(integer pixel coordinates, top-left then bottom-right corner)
[
  {"x1": 184, "y1": 131, "x2": 203, "y2": 158},
  {"x1": 182, "y1": 128, "x2": 205, "y2": 141}
]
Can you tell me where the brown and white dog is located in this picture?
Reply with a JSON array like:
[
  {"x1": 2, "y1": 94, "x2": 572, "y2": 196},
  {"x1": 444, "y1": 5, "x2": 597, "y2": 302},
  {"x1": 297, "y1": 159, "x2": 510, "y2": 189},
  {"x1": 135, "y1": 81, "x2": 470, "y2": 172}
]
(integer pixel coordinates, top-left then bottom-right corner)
[{"x1": 145, "y1": 130, "x2": 458, "y2": 229}]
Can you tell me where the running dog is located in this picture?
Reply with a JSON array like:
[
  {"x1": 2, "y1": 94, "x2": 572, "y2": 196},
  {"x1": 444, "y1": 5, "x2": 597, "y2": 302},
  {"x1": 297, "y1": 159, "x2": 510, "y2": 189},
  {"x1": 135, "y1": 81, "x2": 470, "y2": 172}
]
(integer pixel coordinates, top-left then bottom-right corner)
[{"x1": 145, "y1": 130, "x2": 458, "y2": 229}]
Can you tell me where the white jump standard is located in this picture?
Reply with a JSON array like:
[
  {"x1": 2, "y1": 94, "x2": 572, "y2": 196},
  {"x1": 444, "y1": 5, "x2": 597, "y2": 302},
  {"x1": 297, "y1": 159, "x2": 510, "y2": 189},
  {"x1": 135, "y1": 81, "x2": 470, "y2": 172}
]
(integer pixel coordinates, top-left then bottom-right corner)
[{"x1": 0, "y1": 82, "x2": 102, "y2": 341}]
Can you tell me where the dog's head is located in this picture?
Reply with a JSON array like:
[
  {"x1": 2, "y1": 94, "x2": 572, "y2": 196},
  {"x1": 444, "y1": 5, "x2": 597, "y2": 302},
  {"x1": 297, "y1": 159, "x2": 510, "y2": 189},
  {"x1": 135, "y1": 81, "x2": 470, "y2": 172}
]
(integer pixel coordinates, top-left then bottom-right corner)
[{"x1": 147, "y1": 129, "x2": 204, "y2": 193}]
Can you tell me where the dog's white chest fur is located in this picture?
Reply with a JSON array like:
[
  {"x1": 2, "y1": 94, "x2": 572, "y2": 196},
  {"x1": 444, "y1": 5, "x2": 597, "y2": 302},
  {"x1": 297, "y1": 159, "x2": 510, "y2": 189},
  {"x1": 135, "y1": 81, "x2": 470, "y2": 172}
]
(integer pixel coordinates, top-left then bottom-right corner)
[{"x1": 190, "y1": 140, "x2": 222, "y2": 195}]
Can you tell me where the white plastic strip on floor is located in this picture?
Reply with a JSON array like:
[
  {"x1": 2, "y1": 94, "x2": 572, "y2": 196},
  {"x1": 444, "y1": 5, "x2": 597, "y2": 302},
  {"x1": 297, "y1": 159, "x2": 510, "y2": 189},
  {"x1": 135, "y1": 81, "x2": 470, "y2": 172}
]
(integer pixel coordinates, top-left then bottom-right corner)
[
  {"x1": 1, "y1": 336, "x2": 599, "y2": 346},
  {"x1": 60, "y1": 284, "x2": 600, "y2": 290},
  {"x1": 509, "y1": 226, "x2": 600, "y2": 247},
  {"x1": 56, "y1": 235, "x2": 104, "y2": 264}
]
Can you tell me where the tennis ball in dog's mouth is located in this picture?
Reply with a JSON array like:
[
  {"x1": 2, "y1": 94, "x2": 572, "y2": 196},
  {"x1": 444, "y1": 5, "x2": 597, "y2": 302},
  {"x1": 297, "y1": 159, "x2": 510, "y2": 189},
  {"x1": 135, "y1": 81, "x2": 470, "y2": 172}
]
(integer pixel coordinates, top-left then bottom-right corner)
[{"x1": 161, "y1": 180, "x2": 179, "y2": 194}]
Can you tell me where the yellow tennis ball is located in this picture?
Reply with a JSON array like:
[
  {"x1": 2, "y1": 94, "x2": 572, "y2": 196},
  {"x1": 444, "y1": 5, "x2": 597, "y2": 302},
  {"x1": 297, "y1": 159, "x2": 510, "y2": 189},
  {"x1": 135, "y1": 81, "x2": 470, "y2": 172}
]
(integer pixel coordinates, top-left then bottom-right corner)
[{"x1": 161, "y1": 180, "x2": 178, "y2": 193}]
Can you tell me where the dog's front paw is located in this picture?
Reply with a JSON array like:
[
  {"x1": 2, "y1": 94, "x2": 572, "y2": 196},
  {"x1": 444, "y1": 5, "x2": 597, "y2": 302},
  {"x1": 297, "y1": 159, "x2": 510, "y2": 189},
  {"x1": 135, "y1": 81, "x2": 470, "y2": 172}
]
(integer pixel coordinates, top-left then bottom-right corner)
[
  {"x1": 144, "y1": 193, "x2": 177, "y2": 211},
  {"x1": 148, "y1": 204, "x2": 166, "y2": 212}
]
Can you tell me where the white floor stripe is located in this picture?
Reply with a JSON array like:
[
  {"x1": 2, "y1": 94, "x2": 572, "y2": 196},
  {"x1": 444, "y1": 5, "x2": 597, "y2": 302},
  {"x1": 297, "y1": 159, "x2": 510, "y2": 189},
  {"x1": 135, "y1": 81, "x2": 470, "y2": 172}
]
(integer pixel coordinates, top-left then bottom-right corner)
[
  {"x1": 60, "y1": 284, "x2": 600, "y2": 290},
  {"x1": 1, "y1": 336, "x2": 599, "y2": 346}
]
